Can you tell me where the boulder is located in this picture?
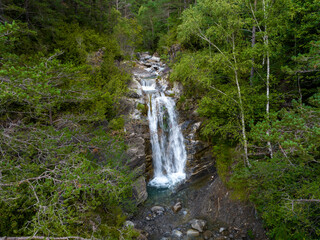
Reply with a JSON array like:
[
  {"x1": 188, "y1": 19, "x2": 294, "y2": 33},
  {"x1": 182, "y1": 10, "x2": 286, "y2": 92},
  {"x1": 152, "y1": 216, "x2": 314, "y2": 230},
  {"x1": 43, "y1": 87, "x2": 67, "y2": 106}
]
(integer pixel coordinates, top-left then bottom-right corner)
[
  {"x1": 126, "y1": 144, "x2": 145, "y2": 170},
  {"x1": 144, "y1": 62, "x2": 153, "y2": 68},
  {"x1": 172, "y1": 202, "x2": 182, "y2": 213},
  {"x1": 151, "y1": 206, "x2": 165, "y2": 215},
  {"x1": 132, "y1": 176, "x2": 148, "y2": 205},
  {"x1": 124, "y1": 220, "x2": 135, "y2": 228},
  {"x1": 215, "y1": 237, "x2": 227, "y2": 240},
  {"x1": 172, "y1": 229, "x2": 183, "y2": 238},
  {"x1": 129, "y1": 78, "x2": 142, "y2": 91},
  {"x1": 127, "y1": 90, "x2": 141, "y2": 99},
  {"x1": 190, "y1": 219, "x2": 207, "y2": 232},
  {"x1": 153, "y1": 52, "x2": 160, "y2": 57},
  {"x1": 136, "y1": 229, "x2": 149, "y2": 240},
  {"x1": 203, "y1": 230, "x2": 213, "y2": 240},
  {"x1": 150, "y1": 56, "x2": 160, "y2": 62},
  {"x1": 186, "y1": 229, "x2": 200, "y2": 238}
]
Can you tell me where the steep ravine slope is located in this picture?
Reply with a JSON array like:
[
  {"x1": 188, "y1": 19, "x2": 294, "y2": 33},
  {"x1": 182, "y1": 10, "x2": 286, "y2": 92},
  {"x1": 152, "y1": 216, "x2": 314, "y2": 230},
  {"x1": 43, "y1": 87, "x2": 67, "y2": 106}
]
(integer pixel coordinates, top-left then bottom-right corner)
[{"x1": 123, "y1": 53, "x2": 267, "y2": 240}]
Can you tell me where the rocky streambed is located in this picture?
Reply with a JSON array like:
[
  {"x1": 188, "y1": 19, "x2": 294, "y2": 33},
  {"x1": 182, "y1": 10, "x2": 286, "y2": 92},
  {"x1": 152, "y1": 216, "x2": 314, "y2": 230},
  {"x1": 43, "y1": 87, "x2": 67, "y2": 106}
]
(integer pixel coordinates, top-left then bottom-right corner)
[{"x1": 122, "y1": 53, "x2": 267, "y2": 240}]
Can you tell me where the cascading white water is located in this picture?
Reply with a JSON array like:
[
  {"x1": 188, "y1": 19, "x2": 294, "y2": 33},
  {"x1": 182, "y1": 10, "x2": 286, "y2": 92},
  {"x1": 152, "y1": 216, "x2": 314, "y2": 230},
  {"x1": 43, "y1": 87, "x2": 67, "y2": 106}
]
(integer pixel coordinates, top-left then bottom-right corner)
[{"x1": 141, "y1": 77, "x2": 187, "y2": 188}]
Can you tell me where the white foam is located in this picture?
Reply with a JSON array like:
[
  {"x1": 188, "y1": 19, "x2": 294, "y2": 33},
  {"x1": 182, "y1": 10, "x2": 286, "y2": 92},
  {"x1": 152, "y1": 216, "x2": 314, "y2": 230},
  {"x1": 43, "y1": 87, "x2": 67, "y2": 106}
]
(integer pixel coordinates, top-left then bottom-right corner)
[{"x1": 148, "y1": 172, "x2": 186, "y2": 188}]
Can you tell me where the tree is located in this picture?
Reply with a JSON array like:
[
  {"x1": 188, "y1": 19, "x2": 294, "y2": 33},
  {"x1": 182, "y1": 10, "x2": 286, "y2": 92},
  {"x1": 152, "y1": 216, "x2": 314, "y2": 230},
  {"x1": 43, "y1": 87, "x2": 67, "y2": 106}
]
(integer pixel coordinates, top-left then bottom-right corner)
[{"x1": 178, "y1": 0, "x2": 252, "y2": 166}]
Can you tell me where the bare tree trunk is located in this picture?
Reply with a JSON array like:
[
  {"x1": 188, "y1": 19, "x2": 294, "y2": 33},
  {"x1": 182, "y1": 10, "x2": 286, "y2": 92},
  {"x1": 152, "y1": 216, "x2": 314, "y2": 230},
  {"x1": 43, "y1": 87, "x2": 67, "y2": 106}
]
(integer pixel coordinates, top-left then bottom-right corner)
[
  {"x1": 167, "y1": 6, "x2": 170, "y2": 32},
  {"x1": 250, "y1": 0, "x2": 257, "y2": 85},
  {"x1": 263, "y1": 0, "x2": 273, "y2": 158},
  {"x1": 232, "y1": 35, "x2": 250, "y2": 167},
  {"x1": 235, "y1": 70, "x2": 250, "y2": 167},
  {"x1": 116, "y1": 0, "x2": 119, "y2": 10},
  {"x1": 150, "y1": 16, "x2": 154, "y2": 37},
  {"x1": 49, "y1": 107, "x2": 53, "y2": 126}
]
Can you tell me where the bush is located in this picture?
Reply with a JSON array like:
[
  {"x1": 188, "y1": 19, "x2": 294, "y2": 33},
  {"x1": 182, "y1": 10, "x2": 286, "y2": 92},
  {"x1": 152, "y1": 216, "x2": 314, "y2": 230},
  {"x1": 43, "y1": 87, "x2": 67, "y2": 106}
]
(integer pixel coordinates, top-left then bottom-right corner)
[
  {"x1": 137, "y1": 103, "x2": 147, "y2": 115},
  {"x1": 109, "y1": 117, "x2": 125, "y2": 131}
]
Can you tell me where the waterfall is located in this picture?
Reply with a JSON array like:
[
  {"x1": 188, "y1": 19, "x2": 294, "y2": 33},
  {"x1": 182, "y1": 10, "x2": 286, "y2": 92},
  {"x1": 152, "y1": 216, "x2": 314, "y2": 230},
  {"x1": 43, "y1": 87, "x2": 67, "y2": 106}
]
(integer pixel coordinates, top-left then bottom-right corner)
[{"x1": 141, "y1": 69, "x2": 187, "y2": 188}]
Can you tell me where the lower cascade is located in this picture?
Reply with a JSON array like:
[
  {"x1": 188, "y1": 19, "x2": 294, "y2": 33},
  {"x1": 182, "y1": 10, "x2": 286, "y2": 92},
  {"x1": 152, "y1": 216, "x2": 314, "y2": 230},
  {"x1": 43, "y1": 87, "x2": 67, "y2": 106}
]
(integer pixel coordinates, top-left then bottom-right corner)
[{"x1": 140, "y1": 57, "x2": 187, "y2": 188}]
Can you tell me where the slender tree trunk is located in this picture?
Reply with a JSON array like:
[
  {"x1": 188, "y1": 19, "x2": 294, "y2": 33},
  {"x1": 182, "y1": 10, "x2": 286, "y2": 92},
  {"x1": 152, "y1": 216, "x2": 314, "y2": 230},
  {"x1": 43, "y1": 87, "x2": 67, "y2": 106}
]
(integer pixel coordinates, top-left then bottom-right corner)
[
  {"x1": 167, "y1": 6, "x2": 170, "y2": 32},
  {"x1": 116, "y1": 0, "x2": 119, "y2": 10},
  {"x1": 235, "y1": 70, "x2": 250, "y2": 167},
  {"x1": 250, "y1": 0, "x2": 257, "y2": 85},
  {"x1": 263, "y1": 0, "x2": 273, "y2": 158},
  {"x1": 232, "y1": 35, "x2": 250, "y2": 167},
  {"x1": 149, "y1": 16, "x2": 154, "y2": 48},
  {"x1": 49, "y1": 107, "x2": 53, "y2": 126}
]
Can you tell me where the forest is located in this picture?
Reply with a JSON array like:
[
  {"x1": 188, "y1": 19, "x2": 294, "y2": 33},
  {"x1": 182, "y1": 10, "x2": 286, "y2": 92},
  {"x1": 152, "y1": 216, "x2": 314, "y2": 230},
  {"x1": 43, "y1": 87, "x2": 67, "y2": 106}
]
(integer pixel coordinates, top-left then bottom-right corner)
[{"x1": 0, "y1": 0, "x2": 319, "y2": 239}]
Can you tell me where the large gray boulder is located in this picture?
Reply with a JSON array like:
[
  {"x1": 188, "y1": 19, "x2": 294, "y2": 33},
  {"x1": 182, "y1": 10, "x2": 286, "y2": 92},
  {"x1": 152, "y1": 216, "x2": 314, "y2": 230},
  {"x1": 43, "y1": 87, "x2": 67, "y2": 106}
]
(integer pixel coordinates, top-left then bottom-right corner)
[
  {"x1": 151, "y1": 206, "x2": 165, "y2": 215},
  {"x1": 132, "y1": 176, "x2": 148, "y2": 205},
  {"x1": 190, "y1": 219, "x2": 207, "y2": 232}
]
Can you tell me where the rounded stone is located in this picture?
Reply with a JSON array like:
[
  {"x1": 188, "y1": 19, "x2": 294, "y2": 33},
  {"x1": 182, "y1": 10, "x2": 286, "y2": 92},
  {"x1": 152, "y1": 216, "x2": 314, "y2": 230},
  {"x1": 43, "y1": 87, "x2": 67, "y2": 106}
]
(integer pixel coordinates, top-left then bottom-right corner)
[
  {"x1": 187, "y1": 229, "x2": 200, "y2": 238},
  {"x1": 172, "y1": 229, "x2": 183, "y2": 238},
  {"x1": 124, "y1": 220, "x2": 135, "y2": 228},
  {"x1": 172, "y1": 202, "x2": 182, "y2": 213},
  {"x1": 151, "y1": 205, "x2": 165, "y2": 214},
  {"x1": 203, "y1": 230, "x2": 213, "y2": 239},
  {"x1": 190, "y1": 219, "x2": 207, "y2": 232}
]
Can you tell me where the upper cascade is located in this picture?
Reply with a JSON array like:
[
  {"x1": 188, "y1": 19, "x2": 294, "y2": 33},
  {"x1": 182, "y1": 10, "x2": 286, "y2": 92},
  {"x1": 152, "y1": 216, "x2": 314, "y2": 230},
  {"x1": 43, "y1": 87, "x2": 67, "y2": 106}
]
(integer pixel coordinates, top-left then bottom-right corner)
[{"x1": 134, "y1": 53, "x2": 187, "y2": 188}]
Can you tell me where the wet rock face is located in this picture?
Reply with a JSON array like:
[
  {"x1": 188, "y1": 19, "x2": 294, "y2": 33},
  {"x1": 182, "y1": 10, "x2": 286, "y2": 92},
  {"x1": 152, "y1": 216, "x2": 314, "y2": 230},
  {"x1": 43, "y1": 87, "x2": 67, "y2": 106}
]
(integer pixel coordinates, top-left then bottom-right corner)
[
  {"x1": 132, "y1": 176, "x2": 148, "y2": 205},
  {"x1": 181, "y1": 119, "x2": 215, "y2": 183}
]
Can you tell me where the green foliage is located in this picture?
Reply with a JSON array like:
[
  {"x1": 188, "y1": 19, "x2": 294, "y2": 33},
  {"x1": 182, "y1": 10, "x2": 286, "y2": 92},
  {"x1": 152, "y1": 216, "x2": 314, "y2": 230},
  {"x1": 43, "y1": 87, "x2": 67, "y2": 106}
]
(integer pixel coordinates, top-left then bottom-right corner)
[
  {"x1": 171, "y1": 0, "x2": 320, "y2": 238},
  {"x1": 157, "y1": 26, "x2": 179, "y2": 56},
  {"x1": 0, "y1": 1, "x2": 140, "y2": 238},
  {"x1": 136, "y1": 0, "x2": 188, "y2": 50},
  {"x1": 0, "y1": 48, "x2": 135, "y2": 237},
  {"x1": 55, "y1": 23, "x2": 105, "y2": 64},
  {"x1": 0, "y1": 54, "x2": 89, "y2": 122},
  {"x1": 0, "y1": 21, "x2": 19, "y2": 55},
  {"x1": 137, "y1": 103, "x2": 147, "y2": 115},
  {"x1": 114, "y1": 17, "x2": 143, "y2": 58},
  {"x1": 109, "y1": 117, "x2": 125, "y2": 131},
  {"x1": 230, "y1": 100, "x2": 320, "y2": 239},
  {"x1": 0, "y1": 124, "x2": 136, "y2": 238}
]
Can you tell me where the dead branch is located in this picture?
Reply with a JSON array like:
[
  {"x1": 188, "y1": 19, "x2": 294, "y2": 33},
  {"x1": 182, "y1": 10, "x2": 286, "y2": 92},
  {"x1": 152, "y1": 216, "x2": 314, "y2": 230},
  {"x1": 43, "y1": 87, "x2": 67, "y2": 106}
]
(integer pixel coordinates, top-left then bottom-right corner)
[{"x1": 290, "y1": 199, "x2": 320, "y2": 203}]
